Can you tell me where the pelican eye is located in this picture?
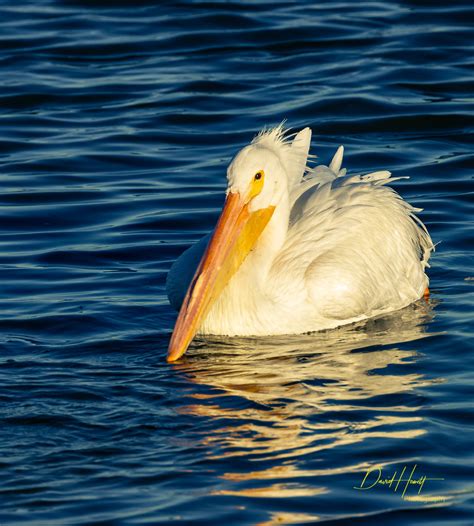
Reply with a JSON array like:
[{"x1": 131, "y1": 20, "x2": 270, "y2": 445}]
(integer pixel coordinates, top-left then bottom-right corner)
[{"x1": 248, "y1": 170, "x2": 264, "y2": 200}]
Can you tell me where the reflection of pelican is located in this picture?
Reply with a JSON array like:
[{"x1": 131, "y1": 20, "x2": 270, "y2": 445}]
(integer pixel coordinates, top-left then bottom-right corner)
[
  {"x1": 177, "y1": 304, "x2": 441, "y2": 512},
  {"x1": 167, "y1": 125, "x2": 433, "y2": 361},
  {"x1": 186, "y1": 305, "x2": 437, "y2": 416}
]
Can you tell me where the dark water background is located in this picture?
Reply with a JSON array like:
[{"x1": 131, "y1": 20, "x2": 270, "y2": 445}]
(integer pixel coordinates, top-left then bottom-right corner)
[{"x1": 1, "y1": 1, "x2": 473, "y2": 524}]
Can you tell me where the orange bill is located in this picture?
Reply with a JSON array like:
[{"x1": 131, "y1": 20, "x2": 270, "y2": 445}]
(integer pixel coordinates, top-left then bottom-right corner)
[{"x1": 167, "y1": 191, "x2": 274, "y2": 362}]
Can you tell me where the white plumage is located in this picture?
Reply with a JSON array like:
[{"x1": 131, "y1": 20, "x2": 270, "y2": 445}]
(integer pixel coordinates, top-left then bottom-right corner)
[{"x1": 166, "y1": 125, "x2": 433, "y2": 360}]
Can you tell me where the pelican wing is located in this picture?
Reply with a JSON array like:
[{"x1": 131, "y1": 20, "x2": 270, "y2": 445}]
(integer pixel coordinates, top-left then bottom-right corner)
[{"x1": 270, "y1": 149, "x2": 434, "y2": 321}]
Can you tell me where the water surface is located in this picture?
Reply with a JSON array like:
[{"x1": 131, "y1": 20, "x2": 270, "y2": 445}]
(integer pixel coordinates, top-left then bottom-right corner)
[{"x1": 1, "y1": 1, "x2": 473, "y2": 524}]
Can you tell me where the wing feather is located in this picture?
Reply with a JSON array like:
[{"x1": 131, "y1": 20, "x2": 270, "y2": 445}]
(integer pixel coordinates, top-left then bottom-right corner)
[{"x1": 270, "y1": 148, "x2": 434, "y2": 319}]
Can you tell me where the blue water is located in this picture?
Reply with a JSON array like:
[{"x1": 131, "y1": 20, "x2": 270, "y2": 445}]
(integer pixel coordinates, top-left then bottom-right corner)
[{"x1": 1, "y1": 1, "x2": 473, "y2": 524}]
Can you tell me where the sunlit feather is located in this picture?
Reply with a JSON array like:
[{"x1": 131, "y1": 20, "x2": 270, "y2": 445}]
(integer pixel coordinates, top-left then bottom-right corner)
[{"x1": 166, "y1": 126, "x2": 434, "y2": 358}]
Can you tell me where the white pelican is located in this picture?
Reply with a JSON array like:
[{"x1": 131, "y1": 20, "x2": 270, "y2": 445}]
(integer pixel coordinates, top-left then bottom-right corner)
[{"x1": 166, "y1": 125, "x2": 433, "y2": 362}]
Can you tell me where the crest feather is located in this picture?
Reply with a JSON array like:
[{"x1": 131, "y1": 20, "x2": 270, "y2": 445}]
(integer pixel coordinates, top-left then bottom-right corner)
[{"x1": 252, "y1": 123, "x2": 312, "y2": 189}]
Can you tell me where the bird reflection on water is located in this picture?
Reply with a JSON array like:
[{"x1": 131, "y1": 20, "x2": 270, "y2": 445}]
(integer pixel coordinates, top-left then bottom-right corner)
[{"x1": 172, "y1": 301, "x2": 441, "y2": 518}]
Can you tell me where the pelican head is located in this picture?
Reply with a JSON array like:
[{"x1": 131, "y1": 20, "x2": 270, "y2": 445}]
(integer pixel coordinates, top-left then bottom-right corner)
[
  {"x1": 166, "y1": 127, "x2": 307, "y2": 362},
  {"x1": 226, "y1": 141, "x2": 289, "y2": 212}
]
